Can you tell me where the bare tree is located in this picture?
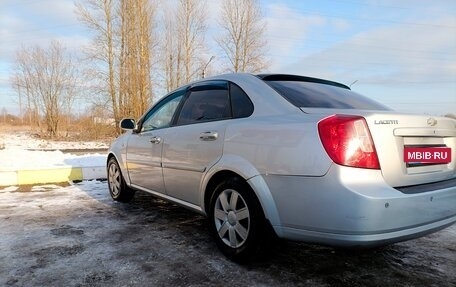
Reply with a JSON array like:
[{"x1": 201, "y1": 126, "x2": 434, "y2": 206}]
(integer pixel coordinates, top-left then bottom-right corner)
[
  {"x1": 179, "y1": 0, "x2": 207, "y2": 82},
  {"x1": 1, "y1": 107, "x2": 6, "y2": 124},
  {"x1": 119, "y1": 0, "x2": 155, "y2": 120},
  {"x1": 76, "y1": 0, "x2": 157, "y2": 130},
  {"x1": 11, "y1": 47, "x2": 37, "y2": 127},
  {"x1": 161, "y1": 10, "x2": 180, "y2": 92},
  {"x1": 11, "y1": 41, "x2": 78, "y2": 137},
  {"x1": 160, "y1": 0, "x2": 207, "y2": 92},
  {"x1": 75, "y1": 0, "x2": 120, "y2": 131},
  {"x1": 217, "y1": 0, "x2": 269, "y2": 73}
]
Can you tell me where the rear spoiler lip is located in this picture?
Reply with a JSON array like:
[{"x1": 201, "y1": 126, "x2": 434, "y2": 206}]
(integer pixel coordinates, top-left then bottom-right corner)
[{"x1": 256, "y1": 73, "x2": 351, "y2": 90}]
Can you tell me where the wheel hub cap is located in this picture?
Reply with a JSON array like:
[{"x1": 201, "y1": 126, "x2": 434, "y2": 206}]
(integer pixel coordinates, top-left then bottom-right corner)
[{"x1": 227, "y1": 211, "x2": 237, "y2": 225}]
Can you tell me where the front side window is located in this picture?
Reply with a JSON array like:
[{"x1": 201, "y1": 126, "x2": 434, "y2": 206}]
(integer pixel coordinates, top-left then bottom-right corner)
[
  {"x1": 141, "y1": 91, "x2": 185, "y2": 132},
  {"x1": 176, "y1": 82, "x2": 231, "y2": 125}
]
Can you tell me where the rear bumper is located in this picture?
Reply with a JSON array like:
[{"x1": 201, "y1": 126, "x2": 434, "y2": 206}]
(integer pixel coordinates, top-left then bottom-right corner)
[
  {"x1": 262, "y1": 165, "x2": 456, "y2": 247},
  {"x1": 275, "y1": 215, "x2": 455, "y2": 247}
]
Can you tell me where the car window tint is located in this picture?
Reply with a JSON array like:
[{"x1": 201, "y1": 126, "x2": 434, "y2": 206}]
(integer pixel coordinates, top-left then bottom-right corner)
[
  {"x1": 177, "y1": 87, "x2": 231, "y2": 125},
  {"x1": 230, "y1": 83, "x2": 253, "y2": 118},
  {"x1": 141, "y1": 93, "x2": 184, "y2": 132},
  {"x1": 266, "y1": 81, "x2": 390, "y2": 110}
]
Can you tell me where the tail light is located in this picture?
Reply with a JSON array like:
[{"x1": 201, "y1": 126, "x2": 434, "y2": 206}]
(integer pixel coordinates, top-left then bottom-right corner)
[{"x1": 318, "y1": 115, "x2": 380, "y2": 169}]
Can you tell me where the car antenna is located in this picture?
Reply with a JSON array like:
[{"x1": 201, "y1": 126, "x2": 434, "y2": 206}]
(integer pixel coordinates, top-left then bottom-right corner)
[{"x1": 349, "y1": 80, "x2": 358, "y2": 88}]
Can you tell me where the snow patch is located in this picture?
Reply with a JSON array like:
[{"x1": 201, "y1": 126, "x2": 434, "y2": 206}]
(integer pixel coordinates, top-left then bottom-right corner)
[
  {"x1": 0, "y1": 149, "x2": 106, "y2": 170},
  {"x1": 0, "y1": 186, "x2": 18, "y2": 192},
  {"x1": 0, "y1": 131, "x2": 109, "y2": 150},
  {"x1": 31, "y1": 184, "x2": 65, "y2": 192},
  {"x1": 0, "y1": 130, "x2": 108, "y2": 183}
]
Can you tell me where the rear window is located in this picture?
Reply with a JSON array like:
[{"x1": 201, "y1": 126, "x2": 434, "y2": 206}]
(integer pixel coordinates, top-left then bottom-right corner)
[{"x1": 265, "y1": 80, "x2": 390, "y2": 110}]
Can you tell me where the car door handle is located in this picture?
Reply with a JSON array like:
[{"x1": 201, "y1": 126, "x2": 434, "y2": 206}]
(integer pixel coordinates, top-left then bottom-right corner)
[
  {"x1": 150, "y1": 136, "x2": 162, "y2": 144},
  {"x1": 199, "y1": 131, "x2": 218, "y2": 141}
]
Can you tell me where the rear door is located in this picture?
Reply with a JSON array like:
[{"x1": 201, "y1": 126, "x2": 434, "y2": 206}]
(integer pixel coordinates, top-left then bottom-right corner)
[{"x1": 162, "y1": 81, "x2": 231, "y2": 205}]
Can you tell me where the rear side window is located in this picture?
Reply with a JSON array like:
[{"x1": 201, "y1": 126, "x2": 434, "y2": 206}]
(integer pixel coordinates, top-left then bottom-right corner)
[
  {"x1": 230, "y1": 83, "x2": 254, "y2": 118},
  {"x1": 176, "y1": 85, "x2": 231, "y2": 125},
  {"x1": 265, "y1": 80, "x2": 390, "y2": 110}
]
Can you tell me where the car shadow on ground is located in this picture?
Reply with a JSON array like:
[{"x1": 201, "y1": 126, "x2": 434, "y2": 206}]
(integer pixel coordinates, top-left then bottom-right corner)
[{"x1": 72, "y1": 180, "x2": 454, "y2": 286}]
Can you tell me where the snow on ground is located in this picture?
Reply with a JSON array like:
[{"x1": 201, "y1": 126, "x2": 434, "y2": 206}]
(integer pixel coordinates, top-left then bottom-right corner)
[
  {"x1": 0, "y1": 131, "x2": 109, "y2": 150},
  {"x1": 0, "y1": 185, "x2": 18, "y2": 192},
  {"x1": 0, "y1": 184, "x2": 69, "y2": 193},
  {"x1": 0, "y1": 131, "x2": 108, "y2": 171},
  {"x1": 0, "y1": 149, "x2": 106, "y2": 170}
]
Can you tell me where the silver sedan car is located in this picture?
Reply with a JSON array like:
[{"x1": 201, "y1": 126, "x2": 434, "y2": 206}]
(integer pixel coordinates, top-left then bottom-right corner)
[{"x1": 107, "y1": 73, "x2": 456, "y2": 261}]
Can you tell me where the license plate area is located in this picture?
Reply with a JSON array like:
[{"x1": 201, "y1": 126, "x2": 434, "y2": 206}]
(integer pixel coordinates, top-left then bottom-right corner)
[{"x1": 404, "y1": 144, "x2": 451, "y2": 167}]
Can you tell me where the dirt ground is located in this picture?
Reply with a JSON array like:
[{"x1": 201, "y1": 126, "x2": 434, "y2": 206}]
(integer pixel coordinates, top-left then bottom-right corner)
[{"x1": 1, "y1": 181, "x2": 455, "y2": 287}]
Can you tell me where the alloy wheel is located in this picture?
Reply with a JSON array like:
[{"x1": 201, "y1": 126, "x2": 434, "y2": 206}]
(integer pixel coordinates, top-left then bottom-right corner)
[
  {"x1": 214, "y1": 189, "x2": 250, "y2": 248},
  {"x1": 108, "y1": 162, "x2": 121, "y2": 197}
]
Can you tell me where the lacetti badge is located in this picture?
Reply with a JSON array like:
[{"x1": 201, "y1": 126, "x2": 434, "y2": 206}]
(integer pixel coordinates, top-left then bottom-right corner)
[
  {"x1": 404, "y1": 147, "x2": 451, "y2": 164},
  {"x1": 374, "y1": 120, "x2": 398, "y2": 125}
]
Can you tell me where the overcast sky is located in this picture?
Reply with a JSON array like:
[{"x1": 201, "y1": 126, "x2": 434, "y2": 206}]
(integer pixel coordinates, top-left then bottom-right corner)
[{"x1": 1, "y1": 0, "x2": 455, "y2": 116}]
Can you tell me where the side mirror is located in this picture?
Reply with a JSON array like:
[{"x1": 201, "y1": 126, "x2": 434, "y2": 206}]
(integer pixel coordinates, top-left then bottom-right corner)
[{"x1": 120, "y1": 118, "x2": 136, "y2": 130}]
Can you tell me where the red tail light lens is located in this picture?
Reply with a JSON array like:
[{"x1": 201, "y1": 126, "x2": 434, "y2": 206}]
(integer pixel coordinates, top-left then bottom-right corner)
[{"x1": 318, "y1": 115, "x2": 380, "y2": 169}]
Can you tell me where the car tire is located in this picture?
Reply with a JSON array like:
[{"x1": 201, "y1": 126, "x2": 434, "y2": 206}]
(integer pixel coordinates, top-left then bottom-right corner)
[
  {"x1": 209, "y1": 176, "x2": 268, "y2": 261},
  {"x1": 107, "y1": 157, "x2": 135, "y2": 202}
]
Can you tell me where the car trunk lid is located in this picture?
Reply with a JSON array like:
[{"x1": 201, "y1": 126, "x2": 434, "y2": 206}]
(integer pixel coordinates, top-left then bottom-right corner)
[{"x1": 302, "y1": 108, "x2": 456, "y2": 187}]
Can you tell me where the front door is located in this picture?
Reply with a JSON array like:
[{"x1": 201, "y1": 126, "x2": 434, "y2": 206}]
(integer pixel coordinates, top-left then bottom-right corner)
[
  {"x1": 126, "y1": 90, "x2": 185, "y2": 193},
  {"x1": 126, "y1": 129, "x2": 166, "y2": 193}
]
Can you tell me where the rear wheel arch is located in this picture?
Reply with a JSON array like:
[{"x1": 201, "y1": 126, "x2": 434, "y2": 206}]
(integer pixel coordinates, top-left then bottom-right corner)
[
  {"x1": 206, "y1": 172, "x2": 274, "y2": 260},
  {"x1": 203, "y1": 169, "x2": 282, "y2": 230},
  {"x1": 204, "y1": 170, "x2": 244, "y2": 214},
  {"x1": 203, "y1": 170, "x2": 275, "y2": 229}
]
